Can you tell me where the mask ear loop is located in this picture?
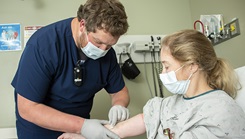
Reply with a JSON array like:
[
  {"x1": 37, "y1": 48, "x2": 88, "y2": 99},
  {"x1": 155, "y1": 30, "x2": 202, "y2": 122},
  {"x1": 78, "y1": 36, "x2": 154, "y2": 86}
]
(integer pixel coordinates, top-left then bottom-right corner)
[
  {"x1": 175, "y1": 64, "x2": 185, "y2": 72},
  {"x1": 187, "y1": 72, "x2": 194, "y2": 80},
  {"x1": 188, "y1": 63, "x2": 199, "y2": 80},
  {"x1": 175, "y1": 64, "x2": 195, "y2": 80}
]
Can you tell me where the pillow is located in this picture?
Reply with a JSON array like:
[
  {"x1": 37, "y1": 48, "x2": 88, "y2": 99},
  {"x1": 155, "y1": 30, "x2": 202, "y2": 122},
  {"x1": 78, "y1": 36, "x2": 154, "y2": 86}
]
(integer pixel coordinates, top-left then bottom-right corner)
[{"x1": 235, "y1": 66, "x2": 245, "y2": 112}]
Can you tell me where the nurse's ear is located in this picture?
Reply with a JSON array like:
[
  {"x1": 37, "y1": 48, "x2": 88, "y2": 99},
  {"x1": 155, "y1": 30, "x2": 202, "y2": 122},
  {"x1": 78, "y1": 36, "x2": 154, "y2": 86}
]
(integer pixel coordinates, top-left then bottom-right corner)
[{"x1": 79, "y1": 19, "x2": 86, "y2": 32}]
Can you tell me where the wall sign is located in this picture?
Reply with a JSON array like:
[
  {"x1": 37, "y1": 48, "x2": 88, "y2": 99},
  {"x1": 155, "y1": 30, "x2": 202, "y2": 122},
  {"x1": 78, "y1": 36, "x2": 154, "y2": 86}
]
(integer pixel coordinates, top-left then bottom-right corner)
[{"x1": 0, "y1": 23, "x2": 21, "y2": 51}]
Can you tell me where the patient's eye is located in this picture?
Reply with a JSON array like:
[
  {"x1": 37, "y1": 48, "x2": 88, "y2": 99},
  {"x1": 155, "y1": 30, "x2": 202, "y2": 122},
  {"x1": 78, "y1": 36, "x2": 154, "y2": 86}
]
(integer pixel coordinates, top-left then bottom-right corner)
[{"x1": 161, "y1": 65, "x2": 168, "y2": 73}]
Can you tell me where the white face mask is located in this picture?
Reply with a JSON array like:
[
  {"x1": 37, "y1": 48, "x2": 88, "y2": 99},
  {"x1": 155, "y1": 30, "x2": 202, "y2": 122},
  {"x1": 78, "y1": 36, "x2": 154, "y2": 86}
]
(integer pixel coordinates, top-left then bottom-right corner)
[
  {"x1": 81, "y1": 35, "x2": 109, "y2": 60},
  {"x1": 159, "y1": 65, "x2": 193, "y2": 95}
]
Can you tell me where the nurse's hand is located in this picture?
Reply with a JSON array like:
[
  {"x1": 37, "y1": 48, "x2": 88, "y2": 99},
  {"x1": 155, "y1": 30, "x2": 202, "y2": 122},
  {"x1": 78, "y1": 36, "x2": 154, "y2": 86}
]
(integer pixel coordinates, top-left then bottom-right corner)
[
  {"x1": 108, "y1": 105, "x2": 129, "y2": 126},
  {"x1": 58, "y1": 124, "x2": 118, "y2": 139},
  {"x1": 81, "y1": 119, "x2": 120, "y2": 139},
  {"x1": 58, "y1": 133, "x2": 85, "y2": 139}
]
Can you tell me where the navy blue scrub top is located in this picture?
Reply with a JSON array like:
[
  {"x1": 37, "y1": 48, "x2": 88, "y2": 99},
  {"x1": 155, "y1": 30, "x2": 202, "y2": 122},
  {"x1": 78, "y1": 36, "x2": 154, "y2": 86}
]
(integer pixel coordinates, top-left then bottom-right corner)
[{"x1": 11, "y1": 18, "x2": 125, "y2": 139}]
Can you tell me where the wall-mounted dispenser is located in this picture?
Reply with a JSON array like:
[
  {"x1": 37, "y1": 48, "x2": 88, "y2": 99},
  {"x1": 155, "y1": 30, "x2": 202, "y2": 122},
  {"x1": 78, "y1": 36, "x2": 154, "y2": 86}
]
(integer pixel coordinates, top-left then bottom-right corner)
[
  {"x1": 113, "y1": 35, "x2": 163, "y2": 63},
  {"x1": 194, "y1": 14, "x2": 240, "y2": 46}
]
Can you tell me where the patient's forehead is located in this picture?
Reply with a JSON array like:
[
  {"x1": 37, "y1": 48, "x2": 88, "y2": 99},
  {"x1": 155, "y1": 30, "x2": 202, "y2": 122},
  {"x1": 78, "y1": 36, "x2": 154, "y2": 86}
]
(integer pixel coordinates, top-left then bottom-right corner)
[
  {"x1": 161, "y1": 46, "x2": 173, "y2": 61},
  {"x1": 160, "y1": 45, "x2": 181, "y2": 67}
]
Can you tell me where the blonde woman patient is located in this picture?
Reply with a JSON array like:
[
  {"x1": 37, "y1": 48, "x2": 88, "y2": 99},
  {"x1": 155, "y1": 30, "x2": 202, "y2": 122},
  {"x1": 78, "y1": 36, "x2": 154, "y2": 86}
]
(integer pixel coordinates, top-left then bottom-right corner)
[{"x1": 58, "y1": 29, "x2": 245, "y2": 139}]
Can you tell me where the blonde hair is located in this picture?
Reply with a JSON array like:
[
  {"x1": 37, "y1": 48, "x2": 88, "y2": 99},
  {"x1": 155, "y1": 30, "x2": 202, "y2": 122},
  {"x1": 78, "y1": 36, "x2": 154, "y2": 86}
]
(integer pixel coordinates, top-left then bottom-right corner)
[{"x1": 161, "y1": 29, "x2": 239, "y2": 98}]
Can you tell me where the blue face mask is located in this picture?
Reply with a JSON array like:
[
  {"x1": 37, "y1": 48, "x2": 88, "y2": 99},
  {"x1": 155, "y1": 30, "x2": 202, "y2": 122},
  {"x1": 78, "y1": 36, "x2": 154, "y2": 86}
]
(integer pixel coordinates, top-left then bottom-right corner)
[
  {"x1": 159, "y1": 65, "x2": 193, "y2": 95},
  {"x1": 81, "y1": 35, "x2": 109, "y2": 60}
]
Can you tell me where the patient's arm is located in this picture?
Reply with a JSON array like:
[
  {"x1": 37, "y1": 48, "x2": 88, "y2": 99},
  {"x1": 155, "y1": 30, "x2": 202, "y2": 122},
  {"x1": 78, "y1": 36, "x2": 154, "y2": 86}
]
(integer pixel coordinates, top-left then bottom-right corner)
[
  {"x1": 58, "y1": 114, "x2": 146, "y2": 139},
  {"x1": 108, "y1": 113, "x2": 146, "y2": 138}
]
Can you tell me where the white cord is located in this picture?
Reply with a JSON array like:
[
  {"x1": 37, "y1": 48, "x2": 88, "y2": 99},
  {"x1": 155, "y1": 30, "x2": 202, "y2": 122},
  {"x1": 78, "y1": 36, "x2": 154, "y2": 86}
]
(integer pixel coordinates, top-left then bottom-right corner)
[{"x1": 143, "y1": 52, "x2": 154, "y2": 98}]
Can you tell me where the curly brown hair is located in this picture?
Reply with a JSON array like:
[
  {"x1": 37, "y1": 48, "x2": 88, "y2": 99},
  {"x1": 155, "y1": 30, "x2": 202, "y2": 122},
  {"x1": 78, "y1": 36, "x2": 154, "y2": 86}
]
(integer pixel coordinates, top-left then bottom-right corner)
[{"x1": 77, "y1": 0, "x2": 129, "y2": 37}]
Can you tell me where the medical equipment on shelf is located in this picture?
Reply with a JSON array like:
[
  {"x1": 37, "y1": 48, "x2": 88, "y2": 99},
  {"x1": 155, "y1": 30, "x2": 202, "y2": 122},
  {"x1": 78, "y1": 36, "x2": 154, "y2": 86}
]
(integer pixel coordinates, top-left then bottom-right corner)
[{"x1": 194, "y1": 14, "x2": 240, "y2": 46}]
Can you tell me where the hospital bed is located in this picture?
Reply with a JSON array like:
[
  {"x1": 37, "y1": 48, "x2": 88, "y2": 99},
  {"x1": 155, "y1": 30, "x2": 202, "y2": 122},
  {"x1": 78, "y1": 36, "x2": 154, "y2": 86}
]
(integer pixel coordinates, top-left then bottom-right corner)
[
  {"x1": 0, "y1": 127, "x2": 17, "y2": 139},
  {"x1": 0, "y1": 66, "x2": 244, "y2": 139}
]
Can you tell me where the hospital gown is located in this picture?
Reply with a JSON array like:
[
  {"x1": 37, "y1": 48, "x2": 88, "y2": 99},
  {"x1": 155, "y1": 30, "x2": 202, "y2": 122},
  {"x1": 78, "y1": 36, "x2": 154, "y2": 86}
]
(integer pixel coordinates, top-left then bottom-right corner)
[{"x1": 143, "y1": 90, "x2": 245, "y2": 139}]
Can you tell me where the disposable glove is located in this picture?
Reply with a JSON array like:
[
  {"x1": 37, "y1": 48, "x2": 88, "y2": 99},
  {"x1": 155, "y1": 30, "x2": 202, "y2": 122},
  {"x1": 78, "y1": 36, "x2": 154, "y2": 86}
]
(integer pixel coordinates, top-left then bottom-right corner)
[
  {"x1": 58, "y1": 133, "x2": 84, "y2": 139},
  {"x1": 108, "y1": 105, "x2": 129, "y2": 126},
  {"x1": 81, "y1": 119, "x2": 120, "y2": 139}
]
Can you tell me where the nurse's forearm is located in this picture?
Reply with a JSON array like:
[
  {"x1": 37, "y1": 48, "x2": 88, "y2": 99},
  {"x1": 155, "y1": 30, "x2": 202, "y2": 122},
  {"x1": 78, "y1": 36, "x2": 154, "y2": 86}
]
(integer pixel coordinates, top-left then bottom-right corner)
[
  {"x1": 109, "y1": 113, "x2": 146, "y2": 138},
  {"x1": 110, "y1": 86, "x2": 130, "y2": 107},
  {"x1": 17, "y1": 94, "x2": 84, "y2": 133}
]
